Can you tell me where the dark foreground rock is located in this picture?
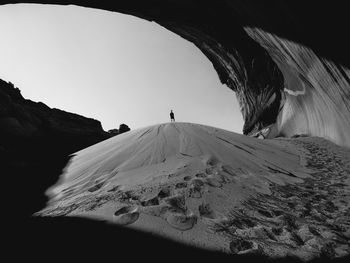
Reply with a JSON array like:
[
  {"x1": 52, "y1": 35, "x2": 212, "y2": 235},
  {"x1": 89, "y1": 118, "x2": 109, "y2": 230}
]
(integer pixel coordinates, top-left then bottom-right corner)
[
  {"x1": 0, "y1": 79, "x2": 111, "y2": 155},
  {"x1": 0, "y1": 79, "x2": 112, "y2": 215}
]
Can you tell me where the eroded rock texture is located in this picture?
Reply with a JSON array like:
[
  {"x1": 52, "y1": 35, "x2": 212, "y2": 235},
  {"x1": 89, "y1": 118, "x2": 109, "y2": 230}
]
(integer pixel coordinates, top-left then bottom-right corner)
[
  {"x1": 7, "y1": 0, "x2": 350, "y2": 146},
  {"x1": 244, "y1": 28, "x2": 350, "y2": 146}
]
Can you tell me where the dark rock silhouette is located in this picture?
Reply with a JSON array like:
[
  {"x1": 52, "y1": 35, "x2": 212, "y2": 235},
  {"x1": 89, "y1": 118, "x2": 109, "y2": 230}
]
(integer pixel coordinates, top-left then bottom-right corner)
[
  {"x1": 0, "y1": 79, "x2": 111, "y2": 155},
  {"x1": 0, "y1": 79, "x2": 112, "y2": 217},
  {"x1": 107, "y1": 128, "x2": 119, "y2": 136},
  {"x1": 108, "y1": 124, "x2": 130, "y2": 137},
  {"x1": 0, "y1": 80, "x2": 113, "y2": 212},
  {"x1": 118, "y1": 123, "x2": 131, "y2": 134}
]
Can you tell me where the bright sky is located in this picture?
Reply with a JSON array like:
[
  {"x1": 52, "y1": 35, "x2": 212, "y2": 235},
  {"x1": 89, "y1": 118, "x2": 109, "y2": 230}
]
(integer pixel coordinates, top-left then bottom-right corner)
[{"x1": 0, "y1": 4, "x2": 244, "y2": 133}]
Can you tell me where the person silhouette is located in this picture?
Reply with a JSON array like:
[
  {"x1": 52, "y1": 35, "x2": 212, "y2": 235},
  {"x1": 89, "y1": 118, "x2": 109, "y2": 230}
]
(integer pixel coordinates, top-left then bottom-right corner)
[{"x1": 170, "y1": 110, "x2": 175, "y2": 122}]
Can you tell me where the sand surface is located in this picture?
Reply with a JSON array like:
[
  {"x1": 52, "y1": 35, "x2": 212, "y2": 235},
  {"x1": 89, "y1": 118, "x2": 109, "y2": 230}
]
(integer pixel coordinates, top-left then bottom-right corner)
[{"x1": 38, "y1": 123, "x2": 350, "y2": 260}]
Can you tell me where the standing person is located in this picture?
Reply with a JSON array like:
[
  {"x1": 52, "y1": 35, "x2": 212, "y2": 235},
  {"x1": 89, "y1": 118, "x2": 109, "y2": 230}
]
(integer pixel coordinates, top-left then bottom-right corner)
[{"x1": 170, "y1": 110, "x2": 175, "y2": 122}]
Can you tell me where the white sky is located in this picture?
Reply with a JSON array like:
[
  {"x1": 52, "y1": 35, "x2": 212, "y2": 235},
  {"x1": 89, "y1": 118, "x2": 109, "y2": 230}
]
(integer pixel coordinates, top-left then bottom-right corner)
[{"x1": 0, "y1": 4, "x2": 244, "y2": 133}]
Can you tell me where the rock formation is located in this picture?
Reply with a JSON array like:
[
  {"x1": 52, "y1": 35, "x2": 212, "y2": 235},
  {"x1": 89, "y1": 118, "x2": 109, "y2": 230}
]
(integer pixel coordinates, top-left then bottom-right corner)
[
  {"x1": 7, "y1": 0, "x2": 350, "y2": 147},
  {"x1": 107, "y1": 128, "x2": 119, "y2": 136},
  {"x1": 0, "y1": 79, "x2": 110, "y2": 156},
  {"x1": 118, "y1": 123, "x2": 131, "y2": 134},
  {"x1": 107, "y1": 124, "x2": 131, "y2": 136},
  {"x1": 0, "y1": 79, "x2": 112, "y2": 215}
]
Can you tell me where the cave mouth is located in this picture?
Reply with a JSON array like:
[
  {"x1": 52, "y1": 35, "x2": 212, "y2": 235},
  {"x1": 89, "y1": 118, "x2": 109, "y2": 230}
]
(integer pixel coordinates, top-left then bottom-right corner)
[
  {"x1": 2, "y1": 3, "x2": 350, "y2": 258},
  {"x1": 3, "y1": 1, "x2": 350, "y2": 148},
  {"x1": 0, "y1": 3, "x2": 244, "y2": 133}
]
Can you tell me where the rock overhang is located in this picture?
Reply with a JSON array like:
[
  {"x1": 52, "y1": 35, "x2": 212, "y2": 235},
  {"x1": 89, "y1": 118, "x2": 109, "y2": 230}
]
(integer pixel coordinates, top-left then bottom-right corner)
[{"x1": 3, "y1": 0, "x2": 350, "y2": 146}]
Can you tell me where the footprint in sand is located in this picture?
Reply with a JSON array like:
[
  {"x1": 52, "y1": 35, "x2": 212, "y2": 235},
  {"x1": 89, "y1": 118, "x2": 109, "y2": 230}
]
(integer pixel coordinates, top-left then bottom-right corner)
[
  {"x1": 205, "y1": 167, "x2": 215, "y2": 175},
  {"x1": 198, "y1": 203, "x2": 217, "y2": 219},
  {"x1": 218, "y1": 172, "x2": 233, "y2": 184},
  {"x1": 140, "y1": 193, "x2": 185, "y2": 216},
  {"x1": 189, "y1": 178, "x2": 206, "y2": 198},
  {"x1": 203, "y1": 155, "x2": 220, "y2": 166},
  {"x1": 162, "y1": 195, "x2": 187, "y2": 213},
  {"x1": 175, "y1": 182, "x2": 187, "y2": 189},
  {"x1": 204, "y1": 175, "x2": 222, "y2": 188},
  {"x1": 140, "y1": 193, "x2": 197, "y2": 231},
  {"x1": 140, "y1": 196, "x2": 160, "y2": 207},
  {"x1": 118, "y1": 190, "x2": 139, "y2": 202},
  {"x1": 113, "y1": 206, "x2": 140, "y2": 225},
  {"x1": 161, "y1": 190, "x2": 200, "y2": 231},
  {"x1": 183, "y1": 175, "x2": 193, "y2": 181},
  {"x1": 174, "y1": 182, "x2": 188, "y2": 196},
  {"x1": 195, "y1": 173, "x2": 207, "y2": 178},
  {"x1": 88, "y1": 181, "x2": 105, "y2": 192},
  {"x1": 140, "y1": 203, "x2": 169, "y2": 217},
  {"x1": 166, "y1": 210, "x2": 197, "y2": 231},
  {"x1": 157, "y1": 187, "x2": 172, "y2": 199},
  {"x1": 229, "y1": 237, "x2": 260, "y2": 255}
]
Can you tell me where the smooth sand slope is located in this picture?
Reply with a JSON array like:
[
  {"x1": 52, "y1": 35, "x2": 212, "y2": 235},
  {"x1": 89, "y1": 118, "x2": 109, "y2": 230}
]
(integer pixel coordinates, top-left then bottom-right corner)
[{"x1": 39, "y1": 122, "x2": 350, "y2": 260}]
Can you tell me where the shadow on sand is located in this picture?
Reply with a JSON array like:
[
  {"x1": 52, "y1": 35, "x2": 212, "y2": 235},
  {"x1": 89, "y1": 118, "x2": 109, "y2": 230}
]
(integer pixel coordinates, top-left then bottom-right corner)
[{"x1": 1, "y1": 137, "x2": 348, "y2": 263}]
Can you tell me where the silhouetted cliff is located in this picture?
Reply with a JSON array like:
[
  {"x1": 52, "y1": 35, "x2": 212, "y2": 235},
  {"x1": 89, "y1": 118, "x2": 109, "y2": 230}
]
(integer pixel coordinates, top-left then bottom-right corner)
[
  {"x1": 0, "y1": 79, "x2": 110, "y2": 156},
  {"x1": 0, "y1": 79, "x2": 112, "y2": 215}
]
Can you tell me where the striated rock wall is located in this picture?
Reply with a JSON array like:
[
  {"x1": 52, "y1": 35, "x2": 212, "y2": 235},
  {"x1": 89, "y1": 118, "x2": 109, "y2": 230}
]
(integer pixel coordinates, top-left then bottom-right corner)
[
  {"x1": 4, "y1": 0, "x2": 350, "y2": 147},
  {"x1": 244, "y1": 28, "x2": 350, "y2": 146}
]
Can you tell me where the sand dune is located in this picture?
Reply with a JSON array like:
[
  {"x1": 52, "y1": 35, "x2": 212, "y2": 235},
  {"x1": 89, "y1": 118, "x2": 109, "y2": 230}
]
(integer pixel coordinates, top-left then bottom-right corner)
[{"x1": 38, "y1": 123, "x2": 350, "y2": 260}]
